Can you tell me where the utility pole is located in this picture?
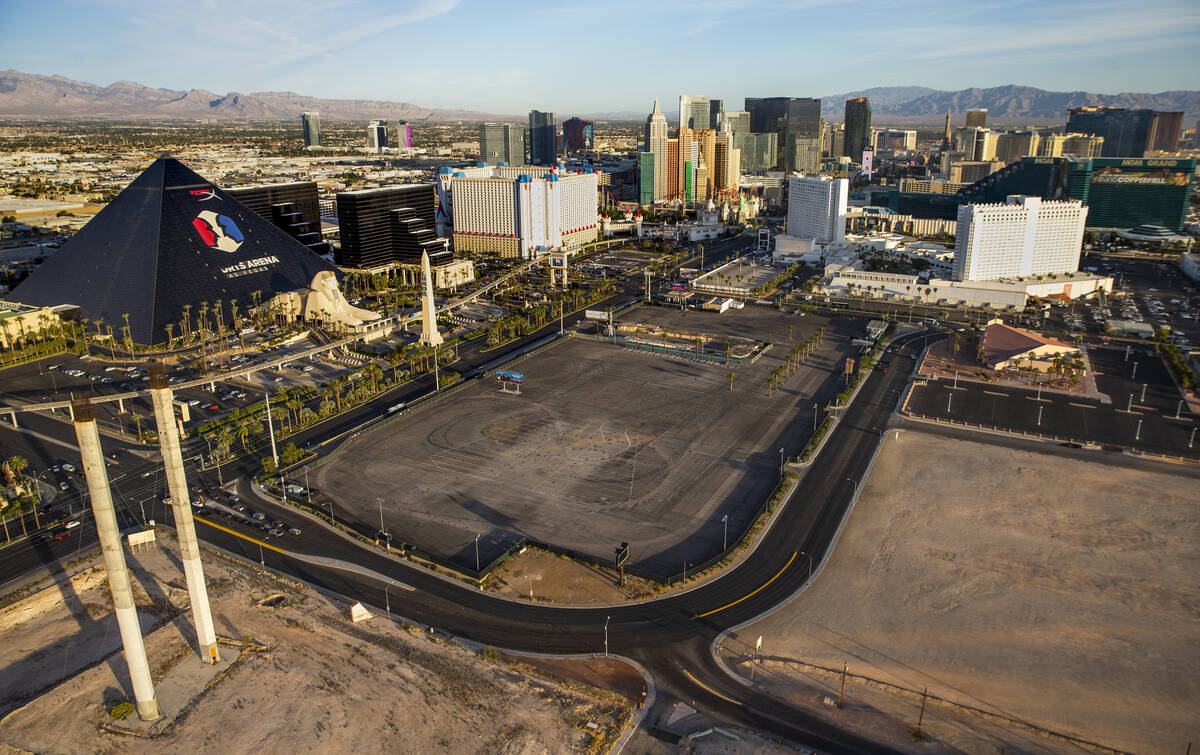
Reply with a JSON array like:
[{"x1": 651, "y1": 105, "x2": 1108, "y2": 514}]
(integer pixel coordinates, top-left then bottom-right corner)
[
  {"x1": 838, "y1": 661, "x2": 847, "y2": 710},
  {"x1": 914, "y1": 686, "x2": 928, "y2": 739}
]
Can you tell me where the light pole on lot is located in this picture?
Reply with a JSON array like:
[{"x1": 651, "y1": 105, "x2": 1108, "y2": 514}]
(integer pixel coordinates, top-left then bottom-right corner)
[
  {"x1": 604, "y1": 615, "x2": 610, "y2": 658},
  {"x1": 1131, "y1": 362, "x2": 1138, "y2": 381},
  {"x1": 1140, "y1": 383, "x2": 1147, "y2": 403},
  {"x1": 947, "y1": 391, "x2": 953, "y2": 413},
  {"x1": 1037, "y1": 405, "x2": 1043, "y2": 427},
  {"x1": 376, "y1": 497, "x2": 389, "y2": 549},
  {"x1": 1135, "y1": 419, "x2": 1143, "y2": 442},
  {"x1": 1176, "y1": 400, "x2": 1184, "y2": 420},
  {"x1": 1189, "y1": 426, "x2": 1196, "y2": 449},
  {"x1": 474, "y1": 533, "x2": 481, "y2": 572}
]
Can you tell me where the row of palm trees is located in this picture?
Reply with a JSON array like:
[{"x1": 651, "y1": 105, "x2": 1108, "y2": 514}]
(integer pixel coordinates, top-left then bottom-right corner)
[{"x1": 768, "y1": 328, "x2": 824, "y2": 397}]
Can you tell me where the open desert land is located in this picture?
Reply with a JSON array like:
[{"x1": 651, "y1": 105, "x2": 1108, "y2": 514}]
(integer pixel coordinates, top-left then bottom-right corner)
[{"x1": 725, "y1": 428, "x2": 1199, "y2": 754}]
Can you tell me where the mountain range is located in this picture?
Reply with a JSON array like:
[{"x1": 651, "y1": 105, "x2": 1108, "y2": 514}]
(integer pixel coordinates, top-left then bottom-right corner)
[{"x1": 1, "y1": 70, "x2": 1197, "y2": 125}]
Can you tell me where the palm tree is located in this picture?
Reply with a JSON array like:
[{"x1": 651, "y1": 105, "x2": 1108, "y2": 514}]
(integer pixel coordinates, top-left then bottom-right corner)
[
  {"x1": 121, "y1": 313, "x2": 132, "y2": 352},
  {"x1": 164, "y1": 322, "x2": 175, "y2": 349},
  {"x1": 728, "y1": 372, "x2": 736, "y2": 391},
  {"x1": 129, "y1": 410, "x2": 144, "y2": 442}
]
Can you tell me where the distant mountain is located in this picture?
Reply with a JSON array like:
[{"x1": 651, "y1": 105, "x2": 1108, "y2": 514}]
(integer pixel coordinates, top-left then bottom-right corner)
[
  {"x1": 2, "y1": 72, "x2": 1197, "y2": 125},
  {"x1": 821, "y1": 85, "x2": 1200, "y2": 125},
  {"x1": 0, "y1": 70, "x2": 495, "y2": 121}
]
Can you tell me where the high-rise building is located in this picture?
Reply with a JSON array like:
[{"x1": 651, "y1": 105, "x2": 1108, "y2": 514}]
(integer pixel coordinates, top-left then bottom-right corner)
[
  {"x1": 442, "y1": 165, "x2": 598, "y2": 258},
  {"x1": 745, "y1": 97, "x2": 821, "y2": 173},
  {"x1": 680, "y1": 95, "x2": 711, "y2": 130},
  {"x1": 335, "y1": 184, "x2": 449, "y2": 269},
  {"x1": 724, "y1": 111, "x2": 750, "y2": 139},
  {"x1": 875, "y1": 129, "x2": 917, "y2": 152},
  {"x1": 714, "y1": 131, "x2": 741, "y2": 197},
  {"x1": 844, "y1": 97, "x2": 872, "y2": 160},
  {"x1": 994, "y1": 131, "x2": 1041, "y2": 163},
  {"x1": 786, "y1": 175, "x2": 848, "y2": 243},
  {"x1": 368, "y1": 120, "x2": 389, "y2": 152},
  {"x1": 943, "y1": 109, "x2": 952, "y2": 147},
  {"x1": 709, "y1": 99, "x2": 724, "y2": 129},
  {"x1": 1147, "y1": 111, "x2": 1183, "y2": 153},
  {"x1": 638, "y1": 152, "x2": 656, "y2": 205},
  {"x1": 736, "y1": 132, "x2": 778, "y2": 172},
  {"x1": 1066, "y1": 107, "x2": 1157, "y2": 157},
  {"x1": 1037, "y1": 133, "x2": 1104, "y2": 158},
  {"x1": 954, "y1": 127, "x2": 999, "y2": 161},
  {"x1": 397, "y1": 122, "x2": 412, "y2": 148},
  {"x1": 301, "y1": 112, "x2": 320, "y2": 147},
  {"x1": 643, "y1": 99, "x2": 669, "y2": 202},
  {"x1": 965, "y1": 109, "x2": 988, "y2": 129},
  {"x1": 528, "y1": 110, "x2": 557, "y2": 165},
  {"x1": 479, "y1": 123, "x2": 525, "y2": 165},
  {"x1": 562, "y1": 117, "x2": 594, "y2": 152},
  {"x1": 226, "y1": 181, "x2": 327, "y2": 256},
  {"x1": 953, "y1": 196, "x2": 1087, "y2": 282}
]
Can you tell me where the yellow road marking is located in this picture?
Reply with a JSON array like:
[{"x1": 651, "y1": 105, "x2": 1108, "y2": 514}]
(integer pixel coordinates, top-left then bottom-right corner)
[
  {"x1": 195, "y1": 516, "x2": 288, "y2": 554},
  {"x1": 682, "y1": 668, "x2": 743, "y2": 706},
  {"x1": 693, "y1": 552, "x2": 797, "y2": 619}
]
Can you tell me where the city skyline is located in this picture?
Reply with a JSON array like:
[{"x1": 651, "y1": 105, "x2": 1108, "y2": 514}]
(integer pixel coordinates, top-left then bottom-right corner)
[{"x1": 5, "y1": 0, "x2": 1199, "y2": 113}]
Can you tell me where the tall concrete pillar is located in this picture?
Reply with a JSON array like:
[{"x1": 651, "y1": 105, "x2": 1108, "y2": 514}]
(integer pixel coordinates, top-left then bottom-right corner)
[
  {"x1": 147, "y1": 362, "x2": 220, "y2": 663},
  {"x1": 72, "y1": 397, "x2": 160, "y2": 721}
]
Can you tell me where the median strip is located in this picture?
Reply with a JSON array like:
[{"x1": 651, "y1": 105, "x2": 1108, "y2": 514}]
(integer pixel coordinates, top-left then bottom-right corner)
[{"x1": 692, "y1": 552, "x2": 796, "y2": 619}]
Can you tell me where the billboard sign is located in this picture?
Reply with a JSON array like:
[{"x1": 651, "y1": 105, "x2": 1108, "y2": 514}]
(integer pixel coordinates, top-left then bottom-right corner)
[
  {"x1": 496, "y1": 370, "x2": 524, "y2": 383},
  {"x1": 861, "y1": 150, "x2": 874, "y2": 177},
  {"x1": 584, "y1": 309, "x2": 608, "y2": 321}
]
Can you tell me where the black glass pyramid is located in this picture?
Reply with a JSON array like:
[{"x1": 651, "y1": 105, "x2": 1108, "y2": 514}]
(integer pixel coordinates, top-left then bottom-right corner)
[{"x1": 8, "y1": 158, "x2": 337, "y2": 345}]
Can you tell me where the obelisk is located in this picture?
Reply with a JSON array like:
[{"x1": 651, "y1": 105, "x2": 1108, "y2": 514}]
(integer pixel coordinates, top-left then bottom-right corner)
[{"x1": 419, "y1": 250, "x2": 443, "y2": 347}]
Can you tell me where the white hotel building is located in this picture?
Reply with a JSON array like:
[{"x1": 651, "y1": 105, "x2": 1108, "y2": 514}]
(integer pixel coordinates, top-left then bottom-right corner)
[
  {"x1": 785, "y1": 175, "x2": 848, "y2": 244},
  {"x1": 438, "y1": 165, "x2": 598, "y2": 259},
  {"x1": 953, "y1": 196, "x2": 1088, "y2": 282}
]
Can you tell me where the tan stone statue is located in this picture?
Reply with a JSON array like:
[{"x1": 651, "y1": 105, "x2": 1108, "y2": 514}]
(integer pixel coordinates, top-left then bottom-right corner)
[{"x1": 271, "y1": 271, "x2": 381, "y2": 328}]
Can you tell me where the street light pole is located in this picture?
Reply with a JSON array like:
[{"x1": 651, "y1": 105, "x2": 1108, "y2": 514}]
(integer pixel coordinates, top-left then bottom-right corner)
[
  {"x1": 778, "y1": 447, "x2": 785, "y2": 479},
  {"x1": 604, "y1": 615, "x2": 610, "y2": 658},
  {"x1": 800, "y1": 550, "x2": 813, "y2": 580},
  {"x1": 846, "y1": 477, "x2": 858, "y2": 499},
  {"x1": 722, "y1": 514, "x2": 728, "y2": 551},
  {"x1": 475, "y1": 533, "x2": 481, "y2": 572}
]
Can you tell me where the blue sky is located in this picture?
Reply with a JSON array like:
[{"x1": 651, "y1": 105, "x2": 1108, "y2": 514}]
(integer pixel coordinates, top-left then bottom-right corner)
[{"x1": 6, "y1": 0, "x2": 1199, "y2": 113}]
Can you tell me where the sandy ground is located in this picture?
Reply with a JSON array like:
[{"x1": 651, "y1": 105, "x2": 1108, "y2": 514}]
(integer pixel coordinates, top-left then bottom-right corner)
[
  {"x1": 723, "y1": 429, "x2": 1199, "y2": 754},
  {"x1": 0, "y1": 533, "x2": 632, "y2": 753}
]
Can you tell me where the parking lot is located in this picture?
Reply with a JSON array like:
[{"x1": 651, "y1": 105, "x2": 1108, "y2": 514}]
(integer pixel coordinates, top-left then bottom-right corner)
[
  {"x1": 905, "y1": 345, "x2": 1199, "y2": 459},
  {"x1": 312, "y1": 307, "x2": 866, "y2": 576}
]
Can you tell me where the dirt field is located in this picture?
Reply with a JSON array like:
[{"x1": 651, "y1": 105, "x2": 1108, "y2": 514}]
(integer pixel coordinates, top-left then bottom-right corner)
[
  {"x1": 724, "y1": 429, "x2": 1200, "y2": 754},
  {"x1": 314, "y1": 308, "x2": 863, "y2": 576},
  {"x1": 0, "y1": 533, "x2": 632, "y2": 753}
]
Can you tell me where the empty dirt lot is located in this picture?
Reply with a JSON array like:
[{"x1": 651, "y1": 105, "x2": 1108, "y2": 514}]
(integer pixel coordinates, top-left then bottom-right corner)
[
  {"x1": 0, "y1": 532, "x2": 632, "y2": 753},
  {"x1": 724, "y1": 428, "x2": 1199, "y2": 753},
  {"x1": 314, "y1": 308, "x2": 866, "y2": 576}
]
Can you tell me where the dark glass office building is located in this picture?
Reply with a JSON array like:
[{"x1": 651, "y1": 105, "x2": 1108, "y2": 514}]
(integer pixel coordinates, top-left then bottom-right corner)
[
  {"x1": 844, "y1": 97, "x2": 872, "y2": 160},
  {"x1": 226, "y1": 181, "x2": 328, "y2": 255},
  {"x1": 744, "y1": 97, "x2": 821, "y2": 173},
  {"x1": 335, "y1": 185, "x2": 450, "y2": 269},
  {"x1": 1066, "y1": 107, "x2": 1154, "y2": 157},
  {"x1": 528, "y1": 110, "x2": 558, "y2": 165},
  {"x1": 880, "y1": 156, "x2": 1195, "y2": 230}
]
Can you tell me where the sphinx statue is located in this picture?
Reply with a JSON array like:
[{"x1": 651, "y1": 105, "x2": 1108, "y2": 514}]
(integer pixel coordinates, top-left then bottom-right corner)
[{"x1": 271, "y1": 271, "x2": 382, "y2": 328}]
